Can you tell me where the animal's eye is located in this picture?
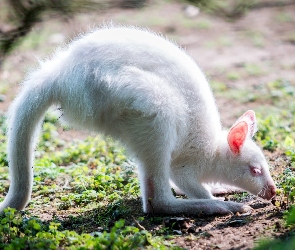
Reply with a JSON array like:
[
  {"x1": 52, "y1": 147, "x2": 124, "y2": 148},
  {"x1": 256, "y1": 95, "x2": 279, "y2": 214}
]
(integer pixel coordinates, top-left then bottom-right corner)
[{"x1": 250, "y1": 166, "x2": 262, "y2": 176}]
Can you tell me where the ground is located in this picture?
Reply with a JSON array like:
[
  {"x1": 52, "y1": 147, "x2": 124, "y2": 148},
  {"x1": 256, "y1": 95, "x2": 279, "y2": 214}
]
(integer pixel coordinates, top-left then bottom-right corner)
[{"x1": 0, "y1": 1, "x2": 295, "y2": 249}]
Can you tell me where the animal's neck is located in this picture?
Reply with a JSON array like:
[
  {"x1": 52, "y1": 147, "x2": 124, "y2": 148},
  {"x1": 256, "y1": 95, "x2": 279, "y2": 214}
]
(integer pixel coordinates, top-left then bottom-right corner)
[{"x1": 200, "y1": 131, "x2": 233, "y2": 183}]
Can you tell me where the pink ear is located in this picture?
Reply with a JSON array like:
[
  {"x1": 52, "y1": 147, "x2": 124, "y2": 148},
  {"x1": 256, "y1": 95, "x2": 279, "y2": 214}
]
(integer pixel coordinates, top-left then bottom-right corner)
[
  {"x1": 227, "y1": 121, "x2": 248, "y2": 155},
  {"x1": 242, "y1": 110, "x2": 257, "y2": 137},
  {"x1": 234, "y1": 110, "x2": 257, "y2": 138},
  {"x1": 243, "y1": 110, "x2": 255, "y2": 121}
]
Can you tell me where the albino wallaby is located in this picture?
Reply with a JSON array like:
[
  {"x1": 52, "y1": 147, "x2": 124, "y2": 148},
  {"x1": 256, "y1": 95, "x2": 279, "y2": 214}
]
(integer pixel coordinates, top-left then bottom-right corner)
[{"x1": 0, "y1": 27, "x2": 276, "y2": 215}]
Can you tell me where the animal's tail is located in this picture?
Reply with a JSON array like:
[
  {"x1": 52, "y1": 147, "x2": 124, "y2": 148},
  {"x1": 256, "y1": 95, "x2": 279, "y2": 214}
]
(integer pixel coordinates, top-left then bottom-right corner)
[{"x1": 0, "y1": 73, "x2": 57, "y2": 212}]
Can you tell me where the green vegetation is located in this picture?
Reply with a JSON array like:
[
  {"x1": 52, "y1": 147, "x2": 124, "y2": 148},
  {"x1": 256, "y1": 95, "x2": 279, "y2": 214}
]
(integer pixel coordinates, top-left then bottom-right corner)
[
  {"x1": 243, "y1": 30, "x2": 265, "y2": 48},
  {"x1": 226, "y1": 71, "x2": 241, "y2": 81},
  {"x1": 275, "y1": 12, "x2": 293, "y2": 23},
  {"x1": 1, "y1": 86, "x2": 295, "y2": 247},
  {"x1": 195, "y1": 19, "x2": 212, "y2": 29},
  {"x1": 1, "y1": 75, "x2": 295, "y2": 248},
  {"x1": 254, "y1": 206, "x2": 295, "y2": 249},
  {"x1": 0, "y1": 208, "x2": 168, "y2": 249},
  {"x1": 0, "y1": 114, "x2": 180, "y2": 249}
]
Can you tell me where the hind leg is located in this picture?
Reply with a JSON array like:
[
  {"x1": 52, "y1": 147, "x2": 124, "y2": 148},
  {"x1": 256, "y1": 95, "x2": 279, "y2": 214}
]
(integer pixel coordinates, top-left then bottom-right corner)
[
  {"x1": 120, "y1": 117, "x2": 178, "y2": 214},
  {"x1": 137, "y1": 154, "x2": 176, "y2": 214}
]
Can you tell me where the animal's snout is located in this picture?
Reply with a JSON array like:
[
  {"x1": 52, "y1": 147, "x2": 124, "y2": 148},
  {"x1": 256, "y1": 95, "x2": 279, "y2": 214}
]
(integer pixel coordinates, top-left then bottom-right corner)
[
  {"x1": 270, "y1": 185, "x2": 276, "y2": 198},
  {"x1": 258, "y1": 183, "x2": 276, "y2": 200}
]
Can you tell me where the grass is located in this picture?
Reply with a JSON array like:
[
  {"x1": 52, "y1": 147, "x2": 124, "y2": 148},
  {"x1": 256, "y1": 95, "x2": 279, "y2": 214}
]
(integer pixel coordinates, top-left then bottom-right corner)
[
  {"x1": 0, "y1": 208, "x2": 170, "y2": 249},
  {"x1": 244, "y1": 63, "x2": 265, "y2": 76},
  {"x1": 211, "y1": 77, "x2": 295, "y2": 155},
  {"x1": 204, "y1": 35, "x2": 233, "y2": 49},
  {"x1": 1, "y1": 76, "x2": 295, "y2": 248},
  {"x1": 112, "y1": 1, "x2": 173, "y2": 28},
  {"x1": 195, "y1": 19, "x2": 212, "y2": 29},
  {"x1": 275, "y1": 12, "x2": 294, "y2": 23},
  {"x1": 284, "y1": 32, "x2": 295, "y2": 45},
  {"x1": 243, "y1": 30, "x2": 266, "y2": 48},
  {"x1": 226, "y1": 71, "x2": 241, "y2": 81},
  {"x1": 0, "y1": 114, "x2": 182, "y2": 249},
  {"x1": 254, "y1": 206, "x2": 295, "y2": 249},
  {"x1": 1, "y1": 38, "x2": 295, "y2": 250}
]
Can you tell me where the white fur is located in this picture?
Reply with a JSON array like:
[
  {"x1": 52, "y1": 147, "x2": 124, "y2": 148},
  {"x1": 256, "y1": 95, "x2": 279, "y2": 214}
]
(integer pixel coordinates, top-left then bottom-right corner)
[{"x1": 0, "y1": 27, "x2": 276, "y2": 215}]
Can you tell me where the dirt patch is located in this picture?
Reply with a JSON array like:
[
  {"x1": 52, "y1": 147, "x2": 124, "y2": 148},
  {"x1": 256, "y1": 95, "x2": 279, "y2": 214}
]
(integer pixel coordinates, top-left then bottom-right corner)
[{"x1": 171, "y1": 205, "x2": 283, "y2": 249}]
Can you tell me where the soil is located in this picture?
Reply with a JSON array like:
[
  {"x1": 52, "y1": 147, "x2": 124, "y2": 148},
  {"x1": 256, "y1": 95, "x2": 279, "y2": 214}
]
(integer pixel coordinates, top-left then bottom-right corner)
[{"x1": 1, "y1": 1, "x2": 295, "y2": 249}]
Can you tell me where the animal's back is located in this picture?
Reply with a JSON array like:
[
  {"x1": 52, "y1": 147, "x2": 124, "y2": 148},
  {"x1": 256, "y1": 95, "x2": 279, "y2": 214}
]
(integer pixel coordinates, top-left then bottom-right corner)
[{"x1": 55, "y1": 27, "x2": 222, "y2": 150}]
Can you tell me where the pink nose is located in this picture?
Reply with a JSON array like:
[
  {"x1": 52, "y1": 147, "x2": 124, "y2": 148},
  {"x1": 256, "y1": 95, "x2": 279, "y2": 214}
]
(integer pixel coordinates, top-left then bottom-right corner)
[
  {"x1": 258, "y1": 183, "x2": 276, "y2": 200},
  {"x1": 265, "y1": 184, "x2": 276, "y2": 200},
  {"x1": 270, "y1": 185, "x2": 276, "y2": 198}
]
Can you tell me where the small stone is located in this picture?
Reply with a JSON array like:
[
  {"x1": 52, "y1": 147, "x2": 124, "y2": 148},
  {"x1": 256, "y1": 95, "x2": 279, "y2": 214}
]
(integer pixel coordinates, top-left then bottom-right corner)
[
  {"x1": 90, "y1": 231, "x2": 102, "y2": 236},
  {"x1": 173, "y1": 230, "x2": 182, "y2": 235},
  {"x1": 227, "y1": 219, "x2": 247, "y2": 227},
  {"x1": 0, "y1": 94, "x2": 6, "y2": 102},
  {"x1": 187, "y1": 226, "x2": 196, "y2": 233},
  {"x1": 184, "y1": 5, "x2": 200, "y2": 18}
]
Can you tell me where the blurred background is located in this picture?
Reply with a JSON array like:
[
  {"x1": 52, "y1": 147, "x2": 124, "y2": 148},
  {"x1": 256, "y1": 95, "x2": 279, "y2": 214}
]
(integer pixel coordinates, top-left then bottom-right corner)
[{"x1": 0, "y1": 0, "x2": 294, "y2": 127}]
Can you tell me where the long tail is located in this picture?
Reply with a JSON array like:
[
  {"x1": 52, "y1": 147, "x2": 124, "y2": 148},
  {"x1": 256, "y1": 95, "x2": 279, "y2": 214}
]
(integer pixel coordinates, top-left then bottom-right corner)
[{"x1": 0, "y1": 75, "x2": 56, "y2": 212}]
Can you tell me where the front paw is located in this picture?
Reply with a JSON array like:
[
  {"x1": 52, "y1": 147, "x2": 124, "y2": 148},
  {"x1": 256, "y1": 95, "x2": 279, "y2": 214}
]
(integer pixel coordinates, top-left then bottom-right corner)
[
  {"x1": 239, "y1": 204, "x2": 252, "y2": 213},
  {"x1": 216, "y1": 201, "x2": 252, "y2": 215}
]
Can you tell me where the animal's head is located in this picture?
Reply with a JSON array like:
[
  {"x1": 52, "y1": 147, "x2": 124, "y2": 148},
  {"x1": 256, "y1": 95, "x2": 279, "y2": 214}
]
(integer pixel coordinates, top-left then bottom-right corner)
[{"x1": 223, "y1": 110, "x2": 276, "y2": 200}]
